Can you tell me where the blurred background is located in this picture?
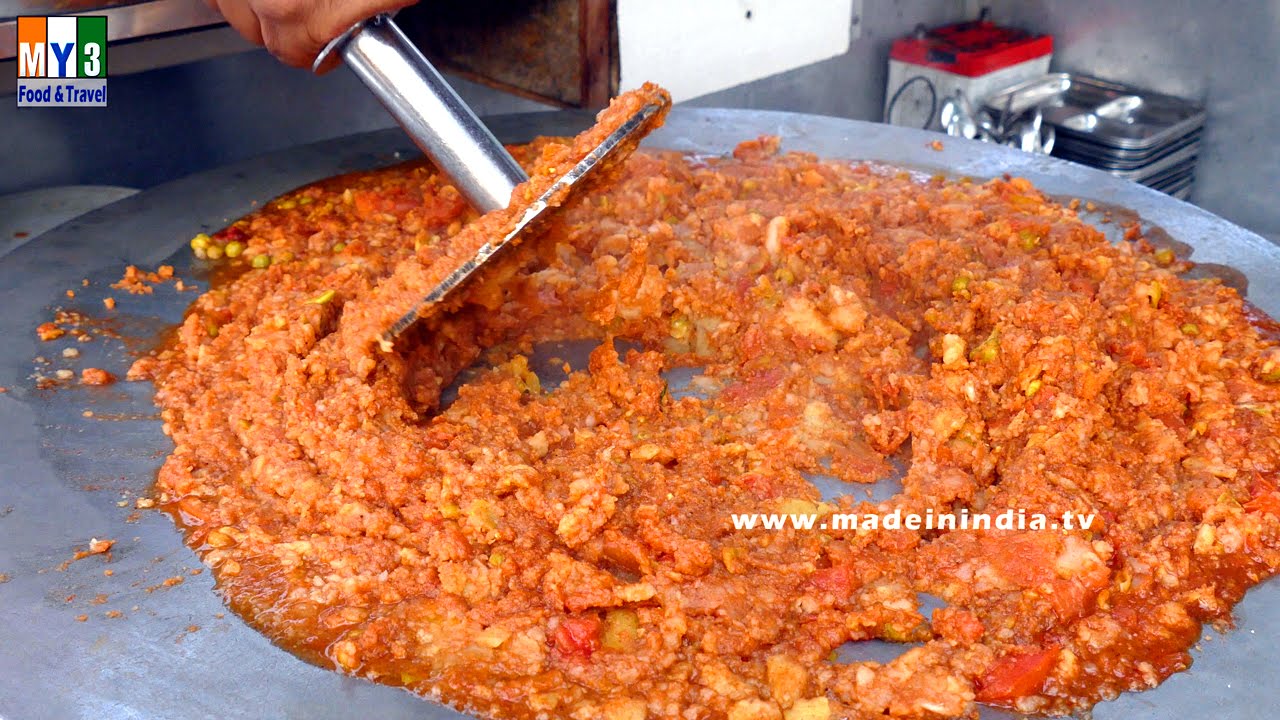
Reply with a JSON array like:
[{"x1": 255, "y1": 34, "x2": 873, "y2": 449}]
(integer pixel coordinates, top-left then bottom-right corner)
[{"x1": 1, "y1": 0, "x2": 1277, "y2": 246}]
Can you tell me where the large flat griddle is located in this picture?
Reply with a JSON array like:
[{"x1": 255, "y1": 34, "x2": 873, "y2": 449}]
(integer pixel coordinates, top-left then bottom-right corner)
[{"x1": 1, "y1": 109, "x2": 1278, "y2": 720}]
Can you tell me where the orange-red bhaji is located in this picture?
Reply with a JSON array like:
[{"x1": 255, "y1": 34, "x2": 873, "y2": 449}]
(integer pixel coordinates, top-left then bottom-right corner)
[{"x1": 135, "y1": 128, "x2": 1280, "y2": 720}]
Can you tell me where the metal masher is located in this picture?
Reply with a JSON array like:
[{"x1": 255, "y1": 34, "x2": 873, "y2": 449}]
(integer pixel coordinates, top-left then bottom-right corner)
[{"x1": 313, "y1": 14, "x2": 667, "y2": 345}]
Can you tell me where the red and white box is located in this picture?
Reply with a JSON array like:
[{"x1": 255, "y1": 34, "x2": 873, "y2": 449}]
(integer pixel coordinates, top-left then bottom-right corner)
[{"x1": 885, "y1": 18, "x2": 1052, "y2": 129}]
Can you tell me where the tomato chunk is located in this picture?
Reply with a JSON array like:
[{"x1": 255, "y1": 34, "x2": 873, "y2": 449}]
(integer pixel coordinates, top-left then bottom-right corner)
[
  {"x1": 1048, "y1": 578, "x2": 1096, "y2": 621},
  {"x1": 352, "y1": 190, "x2": 381, "y2": 219},
  {"x1": 808, "y1": 565, "x2": 855, "y2": 598},
  {"x1": 1246, "y1": 492, "x2": 1280, "y2": 517},
  {"x1": 552, "y1": 615, "x2": 602, "y2": 659},
  {"x1": 215, "y1": 225, "x2": 247, "y2": 243},
  {"x1": 976, "y1": 647, "x2": 1058, "y2": 704},
  {"x1": 176, "y1": 495, "x2": 212, "y2": 526},
  {"x1": 737, "y1": 472, "x2": 779, "y2": 499},
  {"x1": 1246, "y1": 472, "x2": 1280, "y2": 517},
  {"x1": 420, "y1": 190, "x2": 466, "y2": 225}
]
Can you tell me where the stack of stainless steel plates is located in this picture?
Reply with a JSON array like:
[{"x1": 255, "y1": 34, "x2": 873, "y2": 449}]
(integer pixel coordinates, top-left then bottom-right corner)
[{"x1": 984, "y1": 73, "x2": 1206, "y2": 199}]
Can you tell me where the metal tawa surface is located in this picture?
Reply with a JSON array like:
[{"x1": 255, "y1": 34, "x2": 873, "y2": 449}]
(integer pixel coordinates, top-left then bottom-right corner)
[
  {"x1": 0, "y1": 185, "x2": 140, "y2": 257},
  {"x1": 1, "y1": 109, "x2": 1279, "y2": 720}
]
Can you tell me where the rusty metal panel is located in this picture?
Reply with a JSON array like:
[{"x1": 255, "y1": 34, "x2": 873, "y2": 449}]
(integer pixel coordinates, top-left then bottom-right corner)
[{"x1": 396, "y1": 0, "x2": 617, "y2": 109}]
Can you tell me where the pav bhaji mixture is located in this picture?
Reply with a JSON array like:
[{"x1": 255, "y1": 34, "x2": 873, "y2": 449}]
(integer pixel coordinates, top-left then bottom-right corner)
[{"x1": 132, "y1": 87, "x2": 1280, "y2": 719}]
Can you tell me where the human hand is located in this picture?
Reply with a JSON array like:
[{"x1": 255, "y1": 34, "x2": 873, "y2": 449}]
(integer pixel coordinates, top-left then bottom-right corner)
[{"x1": 207, "y1": 0, "x2": 417, "y2": 69}]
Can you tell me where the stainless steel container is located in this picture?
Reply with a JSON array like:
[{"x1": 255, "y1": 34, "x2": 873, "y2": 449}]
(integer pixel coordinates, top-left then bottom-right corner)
[{"x1": 983, "y1": 73, "x2": 1206, "y2": 199}]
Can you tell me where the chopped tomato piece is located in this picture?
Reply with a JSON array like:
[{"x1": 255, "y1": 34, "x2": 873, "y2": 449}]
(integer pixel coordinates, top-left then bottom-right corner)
[
  {"x1": 976, "y1": 647, "x2": 1058, "y2": 704},
  {"x1": 1246, "y1": 471, "x2": 1280, "y2": 516},
  {"x1": 552, "y1": 615, "x2": 602, "y2": 659},
  {"x1": 215, "y1": 226, "x2": 247, "y2": 243},
  {"x1": 808, "y1": 565, "x2": 855, "y2": 598},
  {"x1": 175, "y1": 496, "x2": 212, "y2": 526},
  {"x1": 1109, "y1": 340, "x2": 1152, "y2": 368},
  {"x1": 1250, "y1": 471, "x2": 1277, "y2": 496},
  {"x1": 737, "y1": 472, "x2": 779, "y2": 499},
  {"x1": 732, "y1": 135, "x2": 780, "y2": 160},
  {"x1": 982, "y1": 533, "x2": 1057, "y2": 588},
  {"x1": 1245, "y1": 492, "x2": 1280, "y2": 517},
  {"x1": 351, "y1": 190, "x2": 381, "y2": 219},
  {"x1": 1048, "y1": 578, "x2": 1095, "y2": 621},
  {"x1": 352, "y1": 187, "x2": 425, "y2": 220},
  {"x1": 721, "y1": 368, "x2": 784, "y2": 404},
  {"x1": 420, "y1": 191, "x2": 466, "y2": 225}
]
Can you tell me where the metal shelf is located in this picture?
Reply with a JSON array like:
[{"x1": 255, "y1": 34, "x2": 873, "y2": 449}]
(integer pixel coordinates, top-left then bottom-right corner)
[{"x1": 0, "y1": 0, "x2": 224, "y2": 60}]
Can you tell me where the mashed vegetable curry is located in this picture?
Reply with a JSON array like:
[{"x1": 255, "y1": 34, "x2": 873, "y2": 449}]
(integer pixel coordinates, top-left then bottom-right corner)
[{"x1": 134, "y1": 91, "x2": 1280, "y2": 720}]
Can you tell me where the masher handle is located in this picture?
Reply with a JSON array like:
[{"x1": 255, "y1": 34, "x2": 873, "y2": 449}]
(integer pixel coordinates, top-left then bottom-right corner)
[{"x1": 315, "y1": 15, "x2": 528, "y2": 213}]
